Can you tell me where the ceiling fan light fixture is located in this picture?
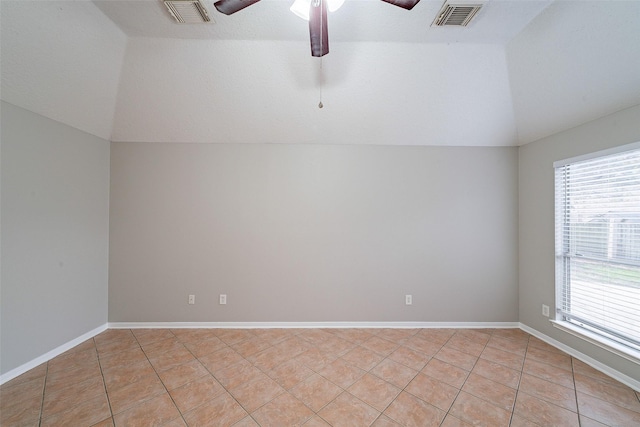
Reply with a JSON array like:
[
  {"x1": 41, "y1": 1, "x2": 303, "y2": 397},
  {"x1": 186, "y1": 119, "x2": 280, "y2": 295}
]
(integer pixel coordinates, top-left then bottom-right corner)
[
  {"x1": 290, "y1": 0, "x2": 311, "y2": 20},
  {"x1": 327, "y1": 0, "x2": 346, "y2": 13},
  {"x1": 290, "y1": 0, "x2": 345, "y2": 21}
]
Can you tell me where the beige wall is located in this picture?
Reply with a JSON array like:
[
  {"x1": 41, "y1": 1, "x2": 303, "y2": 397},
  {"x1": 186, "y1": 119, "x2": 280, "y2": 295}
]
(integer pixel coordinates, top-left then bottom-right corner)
[
  {"x1": 109, "y1": 143, "x2": 518, "y2": 323},
  {"x1": 1, "y1": 102, "x2": 110, "y2": 374},
  {"x1": 519, "y1": 104, "x2": 640, "y2": 381}
]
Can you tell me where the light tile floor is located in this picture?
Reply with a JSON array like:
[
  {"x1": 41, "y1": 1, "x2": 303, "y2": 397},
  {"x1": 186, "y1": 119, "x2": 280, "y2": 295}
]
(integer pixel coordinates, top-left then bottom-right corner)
[{"x1": 2, "y1": 328, "x2": 640, "y2": 426}]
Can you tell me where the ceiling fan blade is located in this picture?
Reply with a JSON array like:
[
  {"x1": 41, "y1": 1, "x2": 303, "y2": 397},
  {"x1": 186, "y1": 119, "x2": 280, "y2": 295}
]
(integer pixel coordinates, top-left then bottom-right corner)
[
  {"x1": 214, "y1": 0, "x2": 261, "y2": 15},
  {"x1": 380, "y1": 0, "x2": 420, "y2": 10},
  {"x1": 309, "y1": 0, "x2": 329, "y2": 57}
]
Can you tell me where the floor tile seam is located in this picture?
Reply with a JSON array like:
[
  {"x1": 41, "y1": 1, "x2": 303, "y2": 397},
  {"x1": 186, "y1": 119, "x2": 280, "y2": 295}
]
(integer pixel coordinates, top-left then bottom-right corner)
[
  {"x1": 132, "y1": 329, "x2": 179, "y2": 348},
  {"x1": 526, "y1": 341, "x2": 566, "y2": 356},
  {"x1": 46, "y1": 347, "x2": 100, "y2": 370},
  {"x1": 448, "y1": 390, "x2": 513, "y2": 427},
  {"x1": 519, "y1": 371, "x2": 577, "y2": 399},
  {"x1": 521, "y1": 352, "x2": 576, "y2": 377},
  {"x1": 478, "y1": 347, "x2": 527, "y2": 377},
  {"x1": 244, "y1": 358, "x2": 287, "y2": 389},
  {"x1": 313, "y1": 410, "x2": 335, "y2": 427},
  {"x1": 129, "y1": 329, "x2": 190, "y2": 427},
  {"x1": 445, "y1": 333, "x2": 501, "y2": 422},
  {"x1": 402, "y1": 380, "x2": 459, "y2": 415},
  {"x1": 36, "y1": 361, "x2": 49, "y2": 427},
  {"x1": 176, "y1": 388, "x2": 235, "y2": 419},
  {"x1": 366, "y1": 412, "x2": 387, "y2": 427},
  {"x1": 95, "y1": 345, "x2": 144, "y2": 368},
  {"x1": 218, "y1": 374, "x2": 260, "y2": 425},
  {"x1": 477, "y1": 352, "x2": 525, "y2": 372},
  {"x1": 227, "y1": 382, "x2": 288, "y2": 419},
  {"x1": 397, "y1": 353, "x2": 430, "y2": 372},
  {"x1": 106, "y1": 374, "x2": 167, "y2": 416},
  {"x1": 290, "y1": 385, "x2": 338, "y2": 415},
  {"x1": 40, "y1": 358, "x2": 111, "y2": 423},
  {"x1": 0, "y1": 375, "x2": 29, "y2": 391},
  {"x1": 96, "y1": 343, "x2": 143, "y2": 359},
  {"x1": 321, "y1": 389, "x2": 382, "y2": 423},
  {"x1": 518, "y1": 374, "x2": 578, "y2": 413},
  {"x1": 94, "y1": 335, "x2": 137, "y2": 349},
  {"x1": 490, "y1": 333, "x2": 530, "y2": 346},
  {"x1": 510, "y1": 389, "x2": 572, "y2": 427},
  {"x1": 524, "y1": 375, "x2": 576, "y2": 395},
  {"x1": 215, "y1": 349, "x2": 289, "y2": 414},
  {"x1": 485, "y1": 341, "x2": 528, "y2": 358},
  {"x1": 0, "y1": 375, "x2": 46, "y2": 402},
  {"x1": 572, "y1": 368, "x2": 640, "y2": 399},
  {"x1": 508, "y1": 384, "x2": 525, "y2": 427},
  {"x1": 383, "y1": 353, "x2": 444, "y2": 419},
  {"x1": 574, "y1": 388, "x2": 640, "y2": 416},
  {"x1": 516, "y1": 387, "x2": 582, "y2": 421},
  {"x1": 523, "y1": 353, "x2": 573, "y2": 374},
  {"x1": 367, "y1": 353, "x2": 420, "y2": 389},
  {"x1": 313, "y1": 368, "x2": 360, "y2": 392},
  {"x1": 384, "y1": 388, "x2": 449, "y2": 427},
  {"x1": 569, "y1": 357, "x2": 591, "y2": 427},
  {"x1": 348, "y1": 375, "x2": 404, "y2": 414},
  {"x1": 38, "y1": 385, "x2": 111, "y2": 426},
  {"x1": 572, "y1": 367, "x2": 633, "y2": 390},
  {"x1": 40, "y1": 375, "x2": 110, "y2": 420},
  {"x1": 457, "y1": 376, "x2": 517, "y2": 413}
]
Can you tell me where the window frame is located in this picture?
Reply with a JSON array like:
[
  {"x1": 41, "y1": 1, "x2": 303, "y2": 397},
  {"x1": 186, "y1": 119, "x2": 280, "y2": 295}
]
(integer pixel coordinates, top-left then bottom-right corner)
[{"x1": 552, "y1": 141, "x2": 640, "y2": 365}]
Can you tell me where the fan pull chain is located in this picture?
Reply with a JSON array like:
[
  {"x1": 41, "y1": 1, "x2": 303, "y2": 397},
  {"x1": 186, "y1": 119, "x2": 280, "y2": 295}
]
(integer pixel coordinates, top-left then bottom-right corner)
[
  {"x1": 319, "y1": 55, "x2": 323, "y2": 109},
  {"x1": 318, "y1": 0, "x2": 324, "y2": 108}
]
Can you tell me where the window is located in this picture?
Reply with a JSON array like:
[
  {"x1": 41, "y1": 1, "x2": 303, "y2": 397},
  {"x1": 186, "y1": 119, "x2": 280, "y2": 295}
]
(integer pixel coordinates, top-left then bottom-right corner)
[{"x1": 554, "y1": 142, "x2": 640, "y2": 362}]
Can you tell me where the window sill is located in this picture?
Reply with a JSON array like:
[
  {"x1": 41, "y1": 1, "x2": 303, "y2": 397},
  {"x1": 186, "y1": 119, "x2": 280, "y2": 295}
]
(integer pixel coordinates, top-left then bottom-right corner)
[{"x1": 550, "y1": 320, "x2": 640, "y2": 366}]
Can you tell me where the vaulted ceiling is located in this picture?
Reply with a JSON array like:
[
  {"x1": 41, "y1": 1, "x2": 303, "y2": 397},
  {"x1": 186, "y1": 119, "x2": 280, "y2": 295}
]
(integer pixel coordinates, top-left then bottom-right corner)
[{"x1": 1, "y1": 0, "x2": 639, "y2": 146}]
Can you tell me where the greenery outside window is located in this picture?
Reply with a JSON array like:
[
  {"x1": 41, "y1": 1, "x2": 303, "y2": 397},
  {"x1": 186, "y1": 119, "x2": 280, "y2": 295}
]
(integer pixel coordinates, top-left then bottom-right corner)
[{"x1": 554, "y1": 142, "x2": 640, "y2": 363}]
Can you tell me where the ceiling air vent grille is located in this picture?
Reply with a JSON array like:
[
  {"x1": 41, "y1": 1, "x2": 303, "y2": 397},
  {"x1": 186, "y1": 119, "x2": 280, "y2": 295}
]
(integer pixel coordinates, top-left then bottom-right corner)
[
  {"x1": 433, "y1": 3, "x2": 482, "y2": 26},
  {"x1": 164, "y1": 0, "x2": 212, "y2": 23}
]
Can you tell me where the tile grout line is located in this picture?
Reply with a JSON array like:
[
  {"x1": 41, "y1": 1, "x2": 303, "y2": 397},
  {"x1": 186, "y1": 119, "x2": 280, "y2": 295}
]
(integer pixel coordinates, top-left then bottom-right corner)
[
  {"x1": 37, "y1": 361, "x2": 49, "y2": 427},
  {"x1": 571, "y1": 357, "x2": 582, "y2": 427},
  {"x1": 507, "y1": 334, "x2": 530, "y2": 427},
  {"x1": 94, "y1": 336, "x2": 116, "y2": 426},
  {"x1": 392, "y1": 335, "x2": 435, "y2": 426},
  {"x1": 228, "y1": 333, "x2": 288, "y2": 425},
  {"x1": 441, "y1": 329, "x2": 494, "y2": 426},
  {"x1": 185, "y1": 329, "x2": 271, "y2": 426},
  {"x1": 438, "y1": 329, "x2": 471, "y2": 426},
  {"x1": 136, "y1": 328, "x2": 200, "y2": 427},
  {"x1": 310, "y1": 329, "x2": 392, "y2": 427},
  {"x1": 8, "y1": 327, "x2": 640, "y2": 426},
  {"x1": 353, "y1": 336, "x2": 411, "y2": 427}
]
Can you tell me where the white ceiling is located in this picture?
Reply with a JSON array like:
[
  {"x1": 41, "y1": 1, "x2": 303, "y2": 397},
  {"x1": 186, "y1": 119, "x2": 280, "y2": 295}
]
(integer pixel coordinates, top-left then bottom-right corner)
[
  {"x1": 1, "y1": 0, "x2": 639, "y2": 146},
  {"x1": 93, "y1": 0, "x2": 551, "y2": 44}
]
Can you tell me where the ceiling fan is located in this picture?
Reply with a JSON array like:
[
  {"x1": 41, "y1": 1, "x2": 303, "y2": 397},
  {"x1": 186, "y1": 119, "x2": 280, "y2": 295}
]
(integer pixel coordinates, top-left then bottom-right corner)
[{"x1": 213, "y1": 0, "x2": 421, "y2": 57}]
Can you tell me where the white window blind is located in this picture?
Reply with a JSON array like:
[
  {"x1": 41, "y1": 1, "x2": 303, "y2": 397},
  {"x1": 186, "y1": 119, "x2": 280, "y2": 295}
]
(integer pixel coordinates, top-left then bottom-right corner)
[{"x1": 555, "y1": 143, "x2": 640, "y2": 355}]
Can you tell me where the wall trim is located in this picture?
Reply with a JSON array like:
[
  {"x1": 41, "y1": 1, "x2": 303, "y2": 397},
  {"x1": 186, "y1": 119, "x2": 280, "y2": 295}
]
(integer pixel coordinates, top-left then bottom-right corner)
[
  {"x1": 0, "y1": 323, "x2": 108, "y2": 386},
  {"x1": 519, "y1": 323, "x2": 640, "y2": 391},
  {"x1": 108, "y1": 321, "x2": 520, "y2": 329}
]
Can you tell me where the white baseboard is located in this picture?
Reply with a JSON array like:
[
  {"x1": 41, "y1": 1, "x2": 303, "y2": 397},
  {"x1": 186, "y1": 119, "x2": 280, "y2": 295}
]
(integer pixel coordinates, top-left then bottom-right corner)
[
  {"x1": 0, "y1": 323, "x2": 108, "y2": 386},
  {"x1": 108, "y1": 321, "x2": 521, "y2": 329},
  {"x1": 519, "y1": 323, "x2": 640, "y2": 391}
]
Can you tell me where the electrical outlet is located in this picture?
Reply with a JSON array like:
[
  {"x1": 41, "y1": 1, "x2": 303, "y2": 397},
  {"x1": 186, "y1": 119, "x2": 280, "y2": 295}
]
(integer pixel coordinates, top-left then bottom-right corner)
[
  {"x1": 405, "y1": 295, "x2": 412, "y2": 305},
  {"x1": 542, "y1": 304, "x2": 549, "y2": 317},
  {"x1": 219, "y1": 294, "x2": 227, "y2": 305},
  {"x1": 188, "y1": 295, "x2": 195, "y2": 305}
]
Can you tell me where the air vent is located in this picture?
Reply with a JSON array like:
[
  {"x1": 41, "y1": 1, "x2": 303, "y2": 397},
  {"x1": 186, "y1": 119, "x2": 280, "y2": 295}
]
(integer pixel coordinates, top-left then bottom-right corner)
[
  {"x1": 164, "y1": 0, "x2": 212, "y2": 23},
  {"x1": 433, "y1": 3, "x2": 482, "y2": 26}
]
